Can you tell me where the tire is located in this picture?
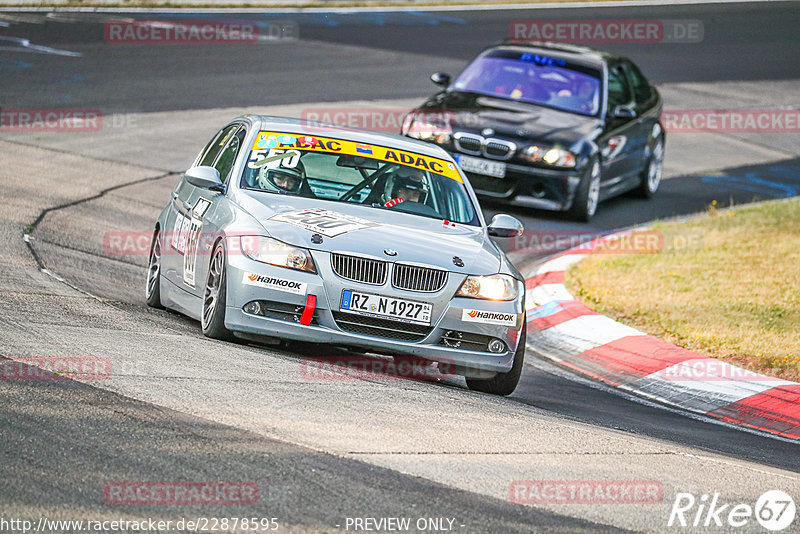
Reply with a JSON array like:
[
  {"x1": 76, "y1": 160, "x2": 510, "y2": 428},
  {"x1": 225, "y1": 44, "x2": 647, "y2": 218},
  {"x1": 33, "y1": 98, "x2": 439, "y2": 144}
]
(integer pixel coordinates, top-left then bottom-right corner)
[
  {"x1": 567, "y1": 158, "x2": 601, "y2": 222},
  {"x1": 145, "y1": 227, "x2": 164, "y2": 309},
  {"x1": 465, "y1": 321, "x2": 526, "y2": 396},
  {"x1": 636, "y1": 127, "x2": 665, "y2": 198},
  {"x1": 201, "y1": 242, "x2": 234, "y2": 341}
]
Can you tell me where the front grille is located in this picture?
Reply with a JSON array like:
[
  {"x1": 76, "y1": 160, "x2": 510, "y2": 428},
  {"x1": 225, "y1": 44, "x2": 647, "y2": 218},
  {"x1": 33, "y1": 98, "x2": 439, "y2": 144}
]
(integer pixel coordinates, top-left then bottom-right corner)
[
  {"x1": 331, "y1": 253, "x2": 387, "y2": 285},
  {"x1": 454, "y1": 133, "x2": 482, "y2": 155},
  {"x1": 392, "y1": 264, "x2": 448, "y2": 292},
  {"x1": 332, "y1": 312, "x2": 432, "y2": 342},
  {"x1": 484, "y1": 139, "x2": 516, "y2": 160}
]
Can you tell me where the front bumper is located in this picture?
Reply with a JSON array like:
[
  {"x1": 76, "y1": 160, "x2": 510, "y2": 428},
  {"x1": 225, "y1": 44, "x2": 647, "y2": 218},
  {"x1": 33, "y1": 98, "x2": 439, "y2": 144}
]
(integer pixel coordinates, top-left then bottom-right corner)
[
  {"x1": 450, "y1": 152, "x2": 584, "y2": 211},
  {"x1": 223, "y1": 249, "x2": 525, "y2": 373}
]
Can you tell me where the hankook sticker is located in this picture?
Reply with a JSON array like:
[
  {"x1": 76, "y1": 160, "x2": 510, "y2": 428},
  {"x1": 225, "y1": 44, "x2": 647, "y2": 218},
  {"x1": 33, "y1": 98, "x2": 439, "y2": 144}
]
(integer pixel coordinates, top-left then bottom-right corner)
[
  {"x1": 461, "y1": 309, "x2": 518, "y2": 327},
  {"x1": 242, "y1": 273, "x2": 307, "y2": 295}
]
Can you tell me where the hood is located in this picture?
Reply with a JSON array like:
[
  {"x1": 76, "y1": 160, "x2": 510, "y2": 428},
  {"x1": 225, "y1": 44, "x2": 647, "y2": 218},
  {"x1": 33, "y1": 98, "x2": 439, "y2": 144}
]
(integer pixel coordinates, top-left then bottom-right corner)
[
  {"x1": 420, "y1": 91, "x2": 602, "y2": 147},
  {"x1": 232, "y1": 192, "x2": 503, "y2": 275}
]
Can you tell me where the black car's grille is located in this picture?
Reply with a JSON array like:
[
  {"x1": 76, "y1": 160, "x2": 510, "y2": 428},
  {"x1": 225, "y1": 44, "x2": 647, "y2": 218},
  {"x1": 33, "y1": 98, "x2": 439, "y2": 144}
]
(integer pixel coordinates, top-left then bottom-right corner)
[
  {"x1": 331, "y1": 253, "x2": 387, "y2": 285},
  {"x1": 454, "y1": 133, "x2": 482, "y2": 155},
  {"x1": 392, "y1": 264, "x2": 448, "y2": 293},
  {"x1": 332, "y1": 312, "x2": 432, "y2": 342},
  {"x1": 485, "y1": 139, "x2": 515, "y2": 160},
  {"x1": 454, "y1": 133, "x2": 515, "y2": 160}
]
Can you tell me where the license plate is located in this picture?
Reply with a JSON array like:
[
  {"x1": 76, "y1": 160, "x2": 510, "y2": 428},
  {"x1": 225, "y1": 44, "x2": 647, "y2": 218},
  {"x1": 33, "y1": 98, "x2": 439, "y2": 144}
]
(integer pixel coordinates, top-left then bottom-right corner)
[
  {"x1": 455, "y1": 154, "x2": 507, "y2": 178},
  {"x1": 340, "y1": 290, "x2": 432, "y2": 325}
]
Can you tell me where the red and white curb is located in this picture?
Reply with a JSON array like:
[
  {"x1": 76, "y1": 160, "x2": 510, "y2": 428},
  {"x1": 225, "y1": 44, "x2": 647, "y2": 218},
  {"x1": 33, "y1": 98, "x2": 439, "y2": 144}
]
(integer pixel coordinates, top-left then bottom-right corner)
[{"x1": 523, "y1": 232, "x2": 800, "y2": 440}]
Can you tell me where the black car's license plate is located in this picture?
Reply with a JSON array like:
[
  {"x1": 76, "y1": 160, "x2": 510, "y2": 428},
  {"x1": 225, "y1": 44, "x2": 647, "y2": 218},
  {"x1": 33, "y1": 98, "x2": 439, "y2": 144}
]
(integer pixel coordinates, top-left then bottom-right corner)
[{"x1": 340, "y1": 290, "x2": 432, "y2": 325}]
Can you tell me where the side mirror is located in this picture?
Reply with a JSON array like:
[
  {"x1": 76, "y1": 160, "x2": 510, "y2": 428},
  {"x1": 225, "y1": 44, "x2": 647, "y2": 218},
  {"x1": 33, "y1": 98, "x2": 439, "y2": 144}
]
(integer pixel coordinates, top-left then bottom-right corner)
[
  {"x1": 487, "y1": 214, "x2": 524, "y2": 238},
  {"x1": 186, "y1": 166, "x2": 224, "y2": 192},
  {"x1": 430, "y1": 72, "x2": 451, "y2": 87},
  {"x1": 612, "y1": 105, "x2": 637, "y2": 120}
]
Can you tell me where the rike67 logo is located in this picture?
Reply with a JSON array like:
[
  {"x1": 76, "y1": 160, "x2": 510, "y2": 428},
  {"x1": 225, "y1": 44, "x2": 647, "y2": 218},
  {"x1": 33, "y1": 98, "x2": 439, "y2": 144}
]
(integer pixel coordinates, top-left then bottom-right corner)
[{"x1": 668, "y1": 490, "x2": 796, "y2": 531}]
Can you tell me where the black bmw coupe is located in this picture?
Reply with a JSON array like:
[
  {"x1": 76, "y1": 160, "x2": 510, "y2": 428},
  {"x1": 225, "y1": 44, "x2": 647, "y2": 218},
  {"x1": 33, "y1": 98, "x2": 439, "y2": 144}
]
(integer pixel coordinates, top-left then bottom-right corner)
[{"x1": 402, "y1": 42, "x2": 665, "y2": 221}]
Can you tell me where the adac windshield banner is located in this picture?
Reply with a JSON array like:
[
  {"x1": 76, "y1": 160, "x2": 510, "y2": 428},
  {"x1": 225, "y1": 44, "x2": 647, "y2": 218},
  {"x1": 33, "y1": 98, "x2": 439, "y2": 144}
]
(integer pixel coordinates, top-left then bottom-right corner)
[{"x1": 250, "y1": 131, "x2": 463, "y2": 183}]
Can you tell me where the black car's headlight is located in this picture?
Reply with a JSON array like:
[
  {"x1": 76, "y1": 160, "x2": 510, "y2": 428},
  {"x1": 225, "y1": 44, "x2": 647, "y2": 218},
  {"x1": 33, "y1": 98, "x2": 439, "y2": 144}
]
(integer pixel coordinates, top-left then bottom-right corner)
[
  {"x1": 457, "y1": 274, "x2": 518, "y2": 301},
  {"x1": 402, "y1": 113, "x2": 452, "y2": 144},
  {"x1": 241, "y1": 236, "x2": 316, "y2": 273},
  {"x1": 522, "y1": 145, "x2": 576, "y2": 168}
]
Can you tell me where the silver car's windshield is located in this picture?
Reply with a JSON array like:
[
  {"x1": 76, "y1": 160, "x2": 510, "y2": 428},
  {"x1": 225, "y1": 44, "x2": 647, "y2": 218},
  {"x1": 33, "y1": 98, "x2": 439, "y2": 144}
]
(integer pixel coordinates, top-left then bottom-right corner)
[{"x1": 240, "y1": 131, "x2": 479, "y2": 225}]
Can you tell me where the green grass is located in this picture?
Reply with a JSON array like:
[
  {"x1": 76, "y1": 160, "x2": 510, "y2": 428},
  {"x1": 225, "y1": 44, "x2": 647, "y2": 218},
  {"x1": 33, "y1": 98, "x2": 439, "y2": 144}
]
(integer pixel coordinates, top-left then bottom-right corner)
[{"x1": 567, "y1": 198, "x2": 800, "y2": 380}]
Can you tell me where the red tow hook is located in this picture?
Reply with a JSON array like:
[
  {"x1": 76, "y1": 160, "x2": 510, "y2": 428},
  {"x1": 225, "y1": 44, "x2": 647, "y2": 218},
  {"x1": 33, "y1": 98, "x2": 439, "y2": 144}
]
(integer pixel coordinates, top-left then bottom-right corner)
[{"x1": 299, "y1": 294, "x2": 316, "y2": 326}]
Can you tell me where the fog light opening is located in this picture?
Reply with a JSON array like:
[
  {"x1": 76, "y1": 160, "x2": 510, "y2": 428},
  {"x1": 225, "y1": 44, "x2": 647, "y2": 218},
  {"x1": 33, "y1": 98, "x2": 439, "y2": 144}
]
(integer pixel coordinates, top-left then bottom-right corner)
[
  {"x1": 442, "y1": 330, "x2": 463, "y2": 348},
  {"x1": 488, "y1": 339, "x2": 506, "y2": 353},
  {"x1": 531, "y1": 183, "x2": 546, "y2": 198},
  {"x1": 243, "y1": 301, "x2": 262, "y2": 315}
]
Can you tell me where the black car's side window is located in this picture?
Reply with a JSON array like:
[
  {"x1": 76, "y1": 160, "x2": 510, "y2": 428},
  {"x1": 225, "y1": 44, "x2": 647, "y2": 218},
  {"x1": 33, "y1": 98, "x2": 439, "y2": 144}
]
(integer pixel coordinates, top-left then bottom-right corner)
[
  {"x1": 625, "y1": 62, "x2": 654, "y2": 107},
  {"x1": 211, "y1": 126, "x2": 246, "y2": 184},
  {"x1": 607, "y1": 66, "x2": 633, "y2": 110},
  {"x1": 197, "y1": 124, "x2": 239, "y2": 168}
]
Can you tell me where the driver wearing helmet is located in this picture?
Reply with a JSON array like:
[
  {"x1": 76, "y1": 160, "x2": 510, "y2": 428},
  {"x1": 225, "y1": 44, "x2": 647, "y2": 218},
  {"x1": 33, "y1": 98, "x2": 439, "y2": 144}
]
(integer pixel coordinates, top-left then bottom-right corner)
[
  {"x1": 256, "y1": 161, "x2": 306, "y2": 194},
  {"x1": 385, "y1": 167, "x2": 429, "y2": 207}
]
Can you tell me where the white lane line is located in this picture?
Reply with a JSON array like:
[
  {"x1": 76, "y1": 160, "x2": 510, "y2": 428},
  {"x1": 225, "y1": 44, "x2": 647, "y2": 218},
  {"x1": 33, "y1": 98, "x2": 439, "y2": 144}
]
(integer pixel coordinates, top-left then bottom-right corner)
[{"x1": 0, "y1": 36, "x2": 81, "y2": 56}]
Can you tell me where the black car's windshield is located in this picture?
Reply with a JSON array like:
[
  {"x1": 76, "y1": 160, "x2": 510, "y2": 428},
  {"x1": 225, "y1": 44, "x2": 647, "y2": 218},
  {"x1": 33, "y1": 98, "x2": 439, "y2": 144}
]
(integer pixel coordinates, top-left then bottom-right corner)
[
  {"x1": 240, "y1": 131, "x2": 479, "y2": 225},
  {"x1": 453, "y1": 50, "x2": 602, "y2": 116}
]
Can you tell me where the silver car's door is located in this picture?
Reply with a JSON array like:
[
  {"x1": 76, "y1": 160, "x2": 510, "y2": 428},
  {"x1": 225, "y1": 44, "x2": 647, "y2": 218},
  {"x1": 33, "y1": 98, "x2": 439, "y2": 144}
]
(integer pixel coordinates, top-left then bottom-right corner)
[
  {"x1": 186, "y1": 124, "x2": 248, "y2": 298},
  {"x1": 163, "y1": 123, "x2": 239, "y2": 291}
]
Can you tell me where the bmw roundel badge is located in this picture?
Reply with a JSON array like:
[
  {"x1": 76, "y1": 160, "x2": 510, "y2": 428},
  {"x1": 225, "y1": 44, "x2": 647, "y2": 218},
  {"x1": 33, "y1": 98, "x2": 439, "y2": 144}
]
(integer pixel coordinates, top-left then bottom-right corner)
[{"x1": 384, "y1": 249, "x2": 398, "y2": 257}]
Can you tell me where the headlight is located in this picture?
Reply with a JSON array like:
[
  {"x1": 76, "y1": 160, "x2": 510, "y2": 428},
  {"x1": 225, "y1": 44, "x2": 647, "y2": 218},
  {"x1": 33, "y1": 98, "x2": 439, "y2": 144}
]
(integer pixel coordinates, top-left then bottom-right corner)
[
  {"x1": 240, "y1": 236, "x2": 316, "y2": 273},
  {"x1": 522, "y1": 145, "x2": 576, "y2": 168},
  {"x1": 402, "y1": 113, "x2": 452, "y2": 144},
  {"x1": 457, "y1": 274, "x2": 518, "y2": 301}
]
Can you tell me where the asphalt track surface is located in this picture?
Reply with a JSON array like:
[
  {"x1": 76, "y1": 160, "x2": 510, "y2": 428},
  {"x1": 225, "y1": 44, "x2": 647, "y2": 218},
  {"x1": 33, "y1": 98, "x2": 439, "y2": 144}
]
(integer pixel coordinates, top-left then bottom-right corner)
[{"x1": 1, "y1": 2, "x2": 800, "y2": 533}]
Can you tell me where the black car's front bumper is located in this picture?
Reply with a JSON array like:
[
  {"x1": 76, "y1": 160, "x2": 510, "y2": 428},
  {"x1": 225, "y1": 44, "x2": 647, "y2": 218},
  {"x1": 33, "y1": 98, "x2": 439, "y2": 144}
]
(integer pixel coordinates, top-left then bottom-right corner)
[{"x1": 454, "y1": 156, "x2": 584, "y2": 212}]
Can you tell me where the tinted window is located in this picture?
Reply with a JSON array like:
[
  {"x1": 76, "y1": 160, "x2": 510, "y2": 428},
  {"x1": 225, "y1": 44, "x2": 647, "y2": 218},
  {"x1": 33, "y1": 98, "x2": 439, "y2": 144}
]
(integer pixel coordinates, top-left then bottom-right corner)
[
  {"x1": 452, "y1": 50, "x2": 602, "y2": 116},
  {"x1": 212, "y1": 125, "x2": 246, "y2": 183},
  {"x1": 607, "y1": 66, "x2": 633, "y2": 109},
  {"x1": 198, "y1": 124, "x2": 239, "y2": 168},
  {"x1": 625, "y1": 62, "x2": 654, "y2": 105}
]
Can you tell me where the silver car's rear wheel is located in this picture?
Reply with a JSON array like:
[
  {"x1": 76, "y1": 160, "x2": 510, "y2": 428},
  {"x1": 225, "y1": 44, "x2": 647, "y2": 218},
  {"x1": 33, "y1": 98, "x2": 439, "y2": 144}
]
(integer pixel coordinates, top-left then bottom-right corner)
[
  {"x1": 201, "y1": 243, "x2": 233, "y2": 340},
  {"x1": 145, "y1": 228, "x2": 164, "y2": 309}
]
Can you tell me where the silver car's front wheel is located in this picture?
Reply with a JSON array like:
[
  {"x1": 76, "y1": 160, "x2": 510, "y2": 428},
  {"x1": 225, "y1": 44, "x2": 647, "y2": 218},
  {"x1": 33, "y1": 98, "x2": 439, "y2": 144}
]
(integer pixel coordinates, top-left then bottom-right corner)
[
  {"x1": 201, "y1": 242, "x2": 233, "y2": 340},
  {"x1": 145, "y1": 228, "x2": 164, "y2": 308}
]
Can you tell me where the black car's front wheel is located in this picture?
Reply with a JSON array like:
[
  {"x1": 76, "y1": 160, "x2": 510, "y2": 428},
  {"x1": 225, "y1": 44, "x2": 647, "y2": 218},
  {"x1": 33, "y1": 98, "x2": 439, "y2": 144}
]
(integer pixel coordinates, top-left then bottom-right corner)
[
  {"x1": 637, "y1": 127, "x2": 665, "y2": 198},
  {"x1": 568, "y1": 158, "x2": 601, "y2": 222},
  {"x1": 465, "y1": 321, "x2": 526, "y2": 396},
  {"x1": 201, "y1": 242, "x2": 234, "y2": 340}
]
